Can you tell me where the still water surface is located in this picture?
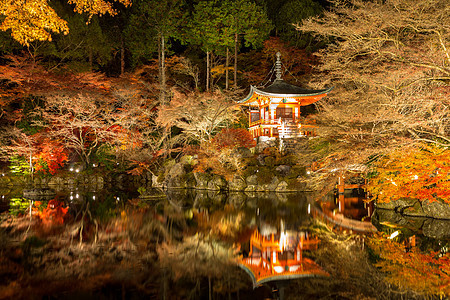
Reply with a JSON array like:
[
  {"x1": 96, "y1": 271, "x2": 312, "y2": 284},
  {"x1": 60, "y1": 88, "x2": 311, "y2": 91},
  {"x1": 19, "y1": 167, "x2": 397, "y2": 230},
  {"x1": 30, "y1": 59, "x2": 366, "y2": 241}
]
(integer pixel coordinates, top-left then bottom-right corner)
[{"x1": 1, "y1": 186, "x2": 449, "y2": 299}]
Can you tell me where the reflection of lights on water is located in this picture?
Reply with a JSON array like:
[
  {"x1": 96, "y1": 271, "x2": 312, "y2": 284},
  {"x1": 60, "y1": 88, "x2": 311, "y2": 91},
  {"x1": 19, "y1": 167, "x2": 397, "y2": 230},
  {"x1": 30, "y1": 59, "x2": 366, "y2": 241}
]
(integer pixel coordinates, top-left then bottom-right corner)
[
  {"x1": 389, "y1": 231, "x2": 400, "y2": 239},
  {"x1": 70, "y1": 195, "x2": 73, "y2": 200},
  {"x1": 116, "y1": 197, "x2": 120, "y2": 202},
  {"x1": 257, "y1": 208, "x2": 259, "y2": 216},
  {"x1": 308, "y1": 203, "x2": 311, "y2": 214},
  {"x1": 279, "y1": 231, "x2": 287, "y2": 252},
  {"x1": 76, "y1": 194, "x2": 79, "y2": 199},
  {"x1": 1, "y1": 195, "x2": 4, "y2": 199},
  {"x1": 70, "y1": 168, "x2": 74, "y2": 171},
  {"x1": 274, "y1": 266, "x2": 284, "y2": 273},
  {"x1": 93, "y1": 196, "x2": 96, "y2": 200},
  {"x1": 75, "y1": 169, "x2": 79, "y2": 173}
]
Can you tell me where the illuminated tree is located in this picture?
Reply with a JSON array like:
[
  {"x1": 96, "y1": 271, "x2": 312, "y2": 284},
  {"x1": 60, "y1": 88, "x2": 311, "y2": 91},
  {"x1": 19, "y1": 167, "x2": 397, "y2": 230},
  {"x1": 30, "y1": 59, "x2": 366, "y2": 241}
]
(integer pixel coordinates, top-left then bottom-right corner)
[
  {"x1": 368, "y1": 233, "x2": 450, "y2": 297},
  {"x1": 0, "y1": 0, "x2": 131, "y2": 46},
  {"x1": 156, "y1": 89, "x2": 241, "y2": 144},
  {"x1": 367, "y1": 143, "x2": 450, "y2": 204},
  {"x1": 296, "y1": 0, "x2": 450, "y2": 166}
]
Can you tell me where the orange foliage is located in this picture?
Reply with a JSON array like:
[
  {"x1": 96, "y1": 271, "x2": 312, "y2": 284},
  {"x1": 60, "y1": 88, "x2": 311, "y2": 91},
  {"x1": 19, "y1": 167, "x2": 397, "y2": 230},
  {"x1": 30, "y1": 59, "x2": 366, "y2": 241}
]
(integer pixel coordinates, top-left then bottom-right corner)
[
  {"x1": 367, "y1": 144, "x2": 450, "y2": 204},
  {"x1": 368, "y1": 233, "x2": 450, "y2": 297},
  {"x1": 35, "y1": 200, "x2": 69, "y2": 227},
  {"x1": 211, "y1": 128, "x2": 256, "y2": 150},
  {"x1": 33, "y1": 139, "x2": 68, "y2": 175}
]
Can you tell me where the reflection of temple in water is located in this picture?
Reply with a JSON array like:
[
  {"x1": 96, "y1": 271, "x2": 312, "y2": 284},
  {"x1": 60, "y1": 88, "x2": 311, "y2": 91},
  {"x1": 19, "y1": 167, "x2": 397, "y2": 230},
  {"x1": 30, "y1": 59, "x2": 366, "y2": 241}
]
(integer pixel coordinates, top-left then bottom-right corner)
[
  {"x1": 312, "y1": 176, "x2": 377, "y2": 233},
  {"x1": 239, "y1": 224, "x2": 329, "y2": 288}
]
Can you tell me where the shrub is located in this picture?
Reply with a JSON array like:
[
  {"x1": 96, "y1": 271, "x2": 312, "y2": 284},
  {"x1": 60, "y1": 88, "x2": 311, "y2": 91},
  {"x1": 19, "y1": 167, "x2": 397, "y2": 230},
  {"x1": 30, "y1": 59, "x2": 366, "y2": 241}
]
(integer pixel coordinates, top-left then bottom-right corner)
[{"x1": 211, "y1": 128, "x2": 256, "y2": 149}]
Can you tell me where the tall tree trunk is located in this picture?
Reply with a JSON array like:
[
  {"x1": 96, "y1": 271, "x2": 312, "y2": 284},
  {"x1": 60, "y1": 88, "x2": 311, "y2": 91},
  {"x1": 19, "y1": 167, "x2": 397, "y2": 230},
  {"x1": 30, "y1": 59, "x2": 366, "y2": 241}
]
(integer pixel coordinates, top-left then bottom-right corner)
[
  {"x1": 88, "y1": 47, "x2": 93, "y2": 71},
  {"x1": 120, "y1": 35, "x2": 125, "y2": 75},
  {"x1": 206, "y1": 51, "x2": 210, "y2": 91},
  {"x1": 234, "y1": 33, "x2": 238, "y2": 89},
  {"x1": 160, "y1": 34, "x2": 167, "y2": 105},
  {"x1": 226, "y1": 47, "x2": 229, "y2": 90}
]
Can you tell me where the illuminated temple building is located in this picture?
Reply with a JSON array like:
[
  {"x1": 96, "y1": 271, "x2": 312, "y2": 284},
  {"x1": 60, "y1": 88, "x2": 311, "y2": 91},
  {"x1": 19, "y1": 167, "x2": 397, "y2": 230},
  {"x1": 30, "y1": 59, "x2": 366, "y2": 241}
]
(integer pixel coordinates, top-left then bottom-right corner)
[{"x1": 238, "y1": 52, "x2": 333, "y2": 139}]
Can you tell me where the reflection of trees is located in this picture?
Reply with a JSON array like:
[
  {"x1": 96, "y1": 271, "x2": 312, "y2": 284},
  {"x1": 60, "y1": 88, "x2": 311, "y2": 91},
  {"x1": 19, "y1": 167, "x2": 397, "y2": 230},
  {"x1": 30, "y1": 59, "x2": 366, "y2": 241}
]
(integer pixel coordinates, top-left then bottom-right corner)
[
  {"x1": 157, "y1": 233, "x2": 248, "y2": 299},
  {"x1": 284, "y1": 220, "x2": 421, "y2": 299}
]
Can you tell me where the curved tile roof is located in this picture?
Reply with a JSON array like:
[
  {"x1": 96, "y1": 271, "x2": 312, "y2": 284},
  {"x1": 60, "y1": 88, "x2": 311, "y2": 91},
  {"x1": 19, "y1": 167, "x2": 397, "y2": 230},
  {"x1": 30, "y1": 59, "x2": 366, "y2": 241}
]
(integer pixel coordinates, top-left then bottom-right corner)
[{"x1": 238, "y1": 79, "x2": 333, "y2": 103}]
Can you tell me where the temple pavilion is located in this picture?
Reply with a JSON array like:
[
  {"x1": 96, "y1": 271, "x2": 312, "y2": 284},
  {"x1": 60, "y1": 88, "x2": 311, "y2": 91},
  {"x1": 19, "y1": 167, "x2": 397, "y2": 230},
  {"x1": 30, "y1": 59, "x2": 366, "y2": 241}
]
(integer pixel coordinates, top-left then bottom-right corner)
[{"x1": 238, "y1": 52, "x2": 332, "y2": 139}]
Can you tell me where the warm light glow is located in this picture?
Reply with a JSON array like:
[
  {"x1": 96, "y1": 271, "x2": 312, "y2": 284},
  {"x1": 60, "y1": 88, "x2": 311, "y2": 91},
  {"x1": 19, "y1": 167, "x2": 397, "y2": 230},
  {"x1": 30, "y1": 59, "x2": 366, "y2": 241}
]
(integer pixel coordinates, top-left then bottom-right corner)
[
  {"x1": 75, "y1": 169, "x2": 79, "y2": 173},
  {"x1": 279, "y1": 231, "x2": 288, "y2": 252},
  {"x1": 307, "y1": 170, "x2": 311, "y2": 175},
  {"x1": 93, "y1": 196, "x2": 96, "y2": 200},
  {"x1": 70, "y1": 168, "x2": 74, "y2": 171},
  {"x1": 389, "y1": 231, "x2": 400, "y2": 239},
  {"x1": 308, "y1": 204, "x2": 311, "y2": 214},
  {"x1": 274, "y1": 266, "x2": 284, "y2": 273},
  {"x1": 413, "y1": 175, "x2": 419, "y2": 180},
  {"x1": 289, "y1": 265, "x2": 300, "y2": 272}
]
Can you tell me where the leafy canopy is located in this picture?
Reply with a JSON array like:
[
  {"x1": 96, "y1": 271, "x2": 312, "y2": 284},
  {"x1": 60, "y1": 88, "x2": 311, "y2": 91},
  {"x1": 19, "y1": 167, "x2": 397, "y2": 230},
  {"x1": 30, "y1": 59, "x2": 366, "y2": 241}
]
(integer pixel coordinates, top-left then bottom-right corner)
[
  {"x1": 0, "y1": 0, "x2": 131, "y2": 46},
  {"x1": 367, "y1": 144, "x2": 450, "y2": 204}
]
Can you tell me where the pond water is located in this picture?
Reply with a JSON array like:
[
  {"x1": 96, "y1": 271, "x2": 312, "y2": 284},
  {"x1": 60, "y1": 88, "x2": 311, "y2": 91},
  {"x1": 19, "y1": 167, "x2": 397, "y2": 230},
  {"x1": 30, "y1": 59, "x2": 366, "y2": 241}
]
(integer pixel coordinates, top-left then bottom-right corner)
[{"x1": 0, "y1": 186, "x2": 449, "y2": 299}]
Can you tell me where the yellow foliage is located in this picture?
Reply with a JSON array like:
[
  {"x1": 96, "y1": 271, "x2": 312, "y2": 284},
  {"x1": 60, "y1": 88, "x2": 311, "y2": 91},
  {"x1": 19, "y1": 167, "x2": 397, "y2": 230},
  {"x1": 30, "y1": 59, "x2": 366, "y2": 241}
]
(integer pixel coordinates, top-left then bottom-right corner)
[
  {"x1": 68, "y1": 0, "x2": 131, "y2": 17},
  {"x1": 0, "y1": 0, "x2": 131, "y2": 46},
  {"x1": 0, "y1": 0, "x2": 68, "y2": 46},
  {"x1": 210, "y1": 65, "x2": 234, "y2": 79}
]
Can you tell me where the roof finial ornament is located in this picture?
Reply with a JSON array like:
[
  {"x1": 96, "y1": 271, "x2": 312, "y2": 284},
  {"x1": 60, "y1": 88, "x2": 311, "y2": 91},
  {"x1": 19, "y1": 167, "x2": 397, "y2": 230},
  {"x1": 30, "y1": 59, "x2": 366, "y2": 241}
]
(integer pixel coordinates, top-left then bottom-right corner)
[{"x1": 275, "y1": 52, "x2": 282, "y2": 80}]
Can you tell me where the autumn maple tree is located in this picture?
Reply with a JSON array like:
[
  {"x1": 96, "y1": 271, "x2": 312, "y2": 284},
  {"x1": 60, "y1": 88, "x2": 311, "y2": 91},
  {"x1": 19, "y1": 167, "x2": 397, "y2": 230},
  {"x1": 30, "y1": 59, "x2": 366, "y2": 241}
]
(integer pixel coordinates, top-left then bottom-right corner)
[
  {"x1": 33, "y1": 138, "x2": 69, "y2": 175},
  {"x1": 0, "y1": 0, "x2": 131, "y2": 46},
  {"x1": 211, "y1": 128, "x2": 256, "y2": 150},
  {"x1": 367, "y1": 143, "x2": 450, "y2": 204},
  {"x1": 367, "y1": 233, "x2": 450, "y2": 297}
]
